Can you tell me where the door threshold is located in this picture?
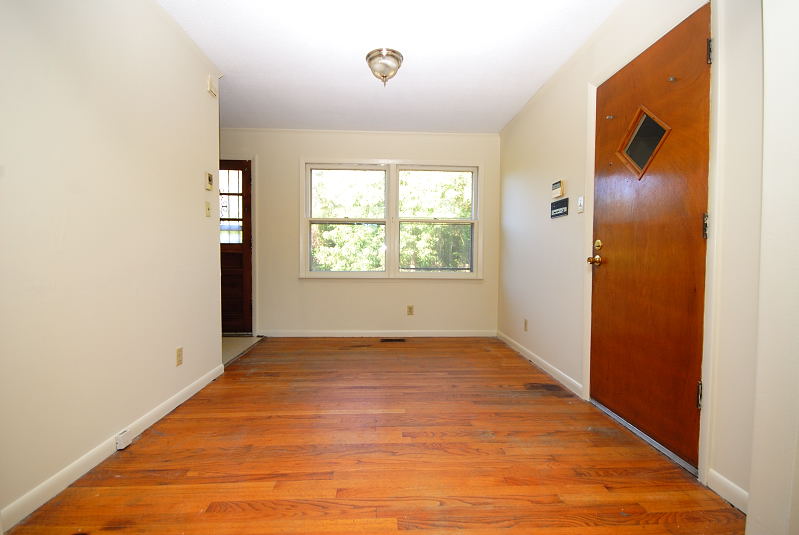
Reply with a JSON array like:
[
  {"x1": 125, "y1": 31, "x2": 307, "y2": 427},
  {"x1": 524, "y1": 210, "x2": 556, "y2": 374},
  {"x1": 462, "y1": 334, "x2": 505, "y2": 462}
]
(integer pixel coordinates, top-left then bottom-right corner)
[
  {"x1": 591, "y1": 399, "x2": 698, "y2": 477},
  {"x1": 223, "y1": 332, "x2": 255, "y2": 337}
]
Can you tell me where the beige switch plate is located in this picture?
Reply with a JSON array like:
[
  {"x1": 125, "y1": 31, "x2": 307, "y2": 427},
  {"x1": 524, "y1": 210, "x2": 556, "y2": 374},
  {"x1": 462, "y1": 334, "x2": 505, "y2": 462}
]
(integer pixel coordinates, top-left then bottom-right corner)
[{"x1": 205, "y1": 201, "x2": 211, "y2": 217}]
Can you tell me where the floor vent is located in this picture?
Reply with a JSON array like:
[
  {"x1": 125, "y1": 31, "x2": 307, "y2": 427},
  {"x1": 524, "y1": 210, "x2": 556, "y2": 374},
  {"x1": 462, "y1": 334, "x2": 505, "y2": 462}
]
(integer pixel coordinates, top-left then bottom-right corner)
[{"x1": 380, "y1": 338, "x2": 406, "y2": 343}]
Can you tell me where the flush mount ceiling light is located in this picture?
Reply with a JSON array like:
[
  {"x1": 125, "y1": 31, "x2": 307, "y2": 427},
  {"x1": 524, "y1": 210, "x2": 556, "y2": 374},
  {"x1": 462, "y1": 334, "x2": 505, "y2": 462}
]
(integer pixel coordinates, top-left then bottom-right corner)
[{"x1": 365, "y1": 48, "x2": 403, "y2": 86}]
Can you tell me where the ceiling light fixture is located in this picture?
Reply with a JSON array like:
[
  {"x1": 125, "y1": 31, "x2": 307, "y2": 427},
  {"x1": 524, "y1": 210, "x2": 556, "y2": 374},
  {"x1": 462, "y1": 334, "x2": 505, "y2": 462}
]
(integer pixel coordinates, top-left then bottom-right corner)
[{"x1": 365, "y1": 48, "x2": 403, "y2": 86}]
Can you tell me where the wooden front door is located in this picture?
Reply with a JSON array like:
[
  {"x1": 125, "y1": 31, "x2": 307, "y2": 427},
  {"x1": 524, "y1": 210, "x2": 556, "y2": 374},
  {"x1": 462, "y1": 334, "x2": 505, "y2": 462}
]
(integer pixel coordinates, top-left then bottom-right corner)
[
  {"x1": 590, "y1": 4, "x2": 710, "y2": 467},
  {"x1": 219, "y1": 160, "x2": 252, "y2": 334}
]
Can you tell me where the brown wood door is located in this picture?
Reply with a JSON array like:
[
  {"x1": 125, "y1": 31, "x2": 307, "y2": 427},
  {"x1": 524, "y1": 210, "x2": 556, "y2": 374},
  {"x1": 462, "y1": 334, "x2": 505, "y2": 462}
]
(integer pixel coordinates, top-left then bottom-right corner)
[
  {"x1": 219, "y1": 160, "x2": 252, "y2": 333},
  {"x1": 590, "y1": 4, "x2": 710, "y2": 467}
]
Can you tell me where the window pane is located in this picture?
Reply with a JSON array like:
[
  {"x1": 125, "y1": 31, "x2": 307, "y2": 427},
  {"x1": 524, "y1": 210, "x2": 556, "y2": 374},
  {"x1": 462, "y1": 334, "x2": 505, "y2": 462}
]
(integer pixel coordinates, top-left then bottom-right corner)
[
  {"x1": 311, "y1": 169, "x2": 385, "y2": 218},
  {"x1": 399, "y1": 170, "x2": 473, "y2": 219},
  {"x1": 219, "y1": 195, "x2": 242, "y2": 219},
  {"x1": 219, "y1": 170, "x2": 242, "y2": 194},
  {"x1": 310, "y1": 223, "x2": 385, "y2": 272},
  {"x1": 399, "y1": 222, "x2": 472, "y2": 272},
  {"x1": 220, "y1": 220, "x2": 243, "y2": 244},
  {"x1": 624, "y1": 114, "x2": 667, "y2": 170},
  {"x1": 230, "y1": 171, "x2": 242, "y2": 193}
]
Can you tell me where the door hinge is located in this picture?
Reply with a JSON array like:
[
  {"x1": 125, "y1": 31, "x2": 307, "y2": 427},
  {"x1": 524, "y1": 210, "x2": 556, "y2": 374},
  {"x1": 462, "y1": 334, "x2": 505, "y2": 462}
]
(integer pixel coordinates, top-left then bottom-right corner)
[
  {"x1": 706, "y1": 38, "x2": 712, "y2": 64},
  {"x1": 697, "y1": 381, "x2": 703, "y2": 410},
  {"x1": 703, "y1": 213, "x2": 709, "y2": 239}
]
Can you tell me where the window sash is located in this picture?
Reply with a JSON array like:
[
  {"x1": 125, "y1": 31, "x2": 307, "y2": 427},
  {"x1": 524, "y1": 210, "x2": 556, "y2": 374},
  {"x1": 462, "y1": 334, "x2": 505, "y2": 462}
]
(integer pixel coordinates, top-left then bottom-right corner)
[{"x1": 397, "y1": 167, "x2": 475, "y2": 220}]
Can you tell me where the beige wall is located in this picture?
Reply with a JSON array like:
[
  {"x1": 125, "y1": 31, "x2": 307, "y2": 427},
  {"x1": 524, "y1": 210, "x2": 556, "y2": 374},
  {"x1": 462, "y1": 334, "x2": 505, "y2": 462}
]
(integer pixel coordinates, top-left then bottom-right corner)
[
  {"x1": 0, "y1": 0, "x2": 221, "y2": 529},
  {"x1": 220, "y1": 129, "x2": 500, "y2": 336},
  {"x1": 497, "y1": 0, "x2": 761, "y2": 510},
  {"x1": 703, "y1": 0, "x2": 763, "y2": 508},
  {"x1": 746, "y1": 0, "x2": 799, "y2": 532}
]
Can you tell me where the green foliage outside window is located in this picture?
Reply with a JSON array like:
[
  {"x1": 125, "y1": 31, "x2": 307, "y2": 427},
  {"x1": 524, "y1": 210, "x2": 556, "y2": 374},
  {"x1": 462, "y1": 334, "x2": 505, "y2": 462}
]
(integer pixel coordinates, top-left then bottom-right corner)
[{"x1": 308, "y1": 167, "x2": 475, "y2": 273}]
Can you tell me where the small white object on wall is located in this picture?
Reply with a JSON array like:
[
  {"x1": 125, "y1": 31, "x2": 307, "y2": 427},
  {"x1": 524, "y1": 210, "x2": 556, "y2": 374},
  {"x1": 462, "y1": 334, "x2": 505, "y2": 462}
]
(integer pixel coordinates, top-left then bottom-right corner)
[
  {"x1": 115, "y1": 429, "x2": 132, "y2": 450},
  {"x1": 551, "y1": 180, "x2": 564, "y2": 198}
]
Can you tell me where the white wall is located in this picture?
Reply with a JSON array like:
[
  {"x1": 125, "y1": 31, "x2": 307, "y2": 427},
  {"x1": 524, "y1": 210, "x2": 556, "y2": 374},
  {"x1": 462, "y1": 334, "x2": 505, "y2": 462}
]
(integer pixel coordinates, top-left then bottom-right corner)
[
  {"x1": 220, "y1": 129, "x2": 500, "y2": 336},
  {"x1": 497, "y1": 0, "x2": 762, "y2": 510},
  {"x1": 703, "y1": 0, "x2": 763, "y2": 510},
  {"x1": 745, "y1": 0, "x2": 799, "y2": 532},
  {"x1": 0, "y1": 1, "x2": 222, "y2": 529}
]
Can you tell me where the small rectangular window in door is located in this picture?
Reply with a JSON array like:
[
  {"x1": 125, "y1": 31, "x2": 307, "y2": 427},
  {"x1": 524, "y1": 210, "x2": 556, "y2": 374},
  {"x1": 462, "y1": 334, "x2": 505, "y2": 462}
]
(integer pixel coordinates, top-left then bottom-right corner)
[{"x1": 220, "y1": 169, "x2": 244, "y2": 244}]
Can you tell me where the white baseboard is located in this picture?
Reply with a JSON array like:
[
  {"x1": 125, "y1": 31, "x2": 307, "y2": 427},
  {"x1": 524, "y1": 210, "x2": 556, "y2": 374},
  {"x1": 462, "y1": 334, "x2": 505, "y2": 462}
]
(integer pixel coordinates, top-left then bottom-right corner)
[
  {"x1": 0, "y1": 364, "x2": 224, "y2": 532},
  {"x1": 257, "y1": 329, "x2": 498, "y2": 337},
  {"x1": 497, "y1": 331, "x2": 584, "y2": 398},
  {"x1": 707, "y1": 468, "x2": 749, "y2": 512}
]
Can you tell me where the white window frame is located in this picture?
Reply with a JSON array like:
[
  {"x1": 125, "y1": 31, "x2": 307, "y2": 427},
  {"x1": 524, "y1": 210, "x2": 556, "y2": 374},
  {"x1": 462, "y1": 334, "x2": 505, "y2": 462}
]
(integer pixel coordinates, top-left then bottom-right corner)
[{"x1": 299, "y1": 161, "x2": 481, "y2": 279}]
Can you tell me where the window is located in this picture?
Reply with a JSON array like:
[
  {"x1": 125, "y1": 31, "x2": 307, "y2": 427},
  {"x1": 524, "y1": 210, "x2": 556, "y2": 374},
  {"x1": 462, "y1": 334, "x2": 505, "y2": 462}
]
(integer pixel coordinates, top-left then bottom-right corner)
[
  {"x1": 617, "y1": 106, "x2": 670, "y2": 179},
  {"x1": 219, "y1": 168, "x2": 244, "y2": 243},
  {"x1": 301, "y1": 163, "x2": 479, "y2": 278}
]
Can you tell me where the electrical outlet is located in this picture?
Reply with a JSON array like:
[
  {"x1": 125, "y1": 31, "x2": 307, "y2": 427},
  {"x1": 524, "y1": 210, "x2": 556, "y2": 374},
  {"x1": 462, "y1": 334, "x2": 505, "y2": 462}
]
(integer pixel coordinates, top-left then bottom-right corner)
[
  {"x1": 176, "y1": 347, "x2": 183, "y2": 366},
  {"x1": 406, "y1": 305, "x2": 414, "y2": 316},
  {"x1": 524, "y1": 319, "x2": 528, "y2": 332}
]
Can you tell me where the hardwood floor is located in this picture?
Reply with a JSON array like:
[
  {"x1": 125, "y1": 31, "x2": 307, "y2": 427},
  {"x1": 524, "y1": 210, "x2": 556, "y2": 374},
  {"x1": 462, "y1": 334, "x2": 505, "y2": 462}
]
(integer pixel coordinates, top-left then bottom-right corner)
[{"x1": 11, "y1": 337, "x2": 744, "y2": 534}]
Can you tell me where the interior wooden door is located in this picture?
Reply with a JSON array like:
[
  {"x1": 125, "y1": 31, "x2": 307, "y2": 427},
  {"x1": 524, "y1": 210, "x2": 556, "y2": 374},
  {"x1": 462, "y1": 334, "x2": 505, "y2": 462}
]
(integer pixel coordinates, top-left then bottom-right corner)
[
  {"x1": 219, "y1": 160, "x2": 252, "y2": 334},
  {"x1": 590, "y1": 4, "x2": 710, "y2": 468}
]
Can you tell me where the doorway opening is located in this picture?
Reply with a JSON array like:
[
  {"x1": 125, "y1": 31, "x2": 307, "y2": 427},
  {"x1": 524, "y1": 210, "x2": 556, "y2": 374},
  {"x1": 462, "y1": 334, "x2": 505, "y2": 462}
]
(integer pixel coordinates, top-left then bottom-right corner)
[{"x1": 219, "y1": 159, "x2": 258, "y2": 363}]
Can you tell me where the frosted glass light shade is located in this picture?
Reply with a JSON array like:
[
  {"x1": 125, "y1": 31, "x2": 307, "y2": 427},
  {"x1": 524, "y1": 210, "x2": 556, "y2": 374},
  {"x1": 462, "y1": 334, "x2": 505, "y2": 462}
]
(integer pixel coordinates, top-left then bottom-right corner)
[{"x1": 365, "y1": 48, "x2": 403, "y2": 85}]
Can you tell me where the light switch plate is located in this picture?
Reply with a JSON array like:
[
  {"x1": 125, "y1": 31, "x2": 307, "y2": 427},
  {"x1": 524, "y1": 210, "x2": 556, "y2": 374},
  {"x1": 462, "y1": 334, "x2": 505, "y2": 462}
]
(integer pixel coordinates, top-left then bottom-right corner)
[
  {"x1": 205, "y1": 201, "x2": 211, "y2": 217},
  {"x1": 205, "y1": 172, "x2": 214, "y2": 191},
  {"x1": 577, "y1": 195, "x2": 585, "y2": 213}
]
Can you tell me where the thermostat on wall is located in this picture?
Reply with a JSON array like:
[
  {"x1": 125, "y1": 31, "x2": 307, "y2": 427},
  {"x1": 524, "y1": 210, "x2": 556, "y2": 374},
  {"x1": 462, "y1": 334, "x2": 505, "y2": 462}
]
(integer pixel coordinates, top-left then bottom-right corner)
[{"x1": 551, "y1": 180, "x2": 564, "y2": 198}]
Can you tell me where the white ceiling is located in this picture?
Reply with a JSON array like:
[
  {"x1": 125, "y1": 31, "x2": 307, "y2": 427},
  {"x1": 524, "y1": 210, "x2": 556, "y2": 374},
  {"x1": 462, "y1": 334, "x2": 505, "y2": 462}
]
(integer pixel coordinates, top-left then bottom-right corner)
[{"x1": 158, "y1": 0, "x2": 623, "y2": 133}]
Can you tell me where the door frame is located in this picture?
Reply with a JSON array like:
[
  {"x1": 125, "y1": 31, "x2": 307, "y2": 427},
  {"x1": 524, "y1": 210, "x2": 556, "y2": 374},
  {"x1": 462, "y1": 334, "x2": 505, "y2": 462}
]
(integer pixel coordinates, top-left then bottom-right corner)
[
  {"x1": 220, "y1": 153, "x2": 258, "y2": 335},
  {"x1": 580, "y1": 66, "x2": 718, "y2": 486}
]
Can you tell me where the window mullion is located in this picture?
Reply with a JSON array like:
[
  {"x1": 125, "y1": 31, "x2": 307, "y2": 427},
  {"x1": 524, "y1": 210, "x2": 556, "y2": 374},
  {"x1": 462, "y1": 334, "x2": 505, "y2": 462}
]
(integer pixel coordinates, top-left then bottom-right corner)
[
  {"x1": 385, "y1": 164, "x2": 399, "y2": 277},
  {"x1": 308, "y1": 218, "x2": 384, "y2": 224},
  {"x1": 398, "y1": 218, "x2": 477, "y2": 224}
]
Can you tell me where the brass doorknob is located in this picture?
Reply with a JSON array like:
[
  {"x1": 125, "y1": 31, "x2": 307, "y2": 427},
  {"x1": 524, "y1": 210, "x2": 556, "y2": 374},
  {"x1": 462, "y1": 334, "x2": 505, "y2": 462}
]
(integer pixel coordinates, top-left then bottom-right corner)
[{"x1": 587, "y1": 255, "x2": 602, "y2": 266}]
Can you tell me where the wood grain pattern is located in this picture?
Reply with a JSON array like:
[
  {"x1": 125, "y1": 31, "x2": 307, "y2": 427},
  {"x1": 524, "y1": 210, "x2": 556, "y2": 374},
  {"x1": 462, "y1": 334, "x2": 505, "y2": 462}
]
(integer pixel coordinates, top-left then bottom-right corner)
[
  {"x1": 9, "y1": 337, "x2": 743, "y2": 534},
  {"x1": 590, "y1": 4, "x2": 711, "y2": 466}
]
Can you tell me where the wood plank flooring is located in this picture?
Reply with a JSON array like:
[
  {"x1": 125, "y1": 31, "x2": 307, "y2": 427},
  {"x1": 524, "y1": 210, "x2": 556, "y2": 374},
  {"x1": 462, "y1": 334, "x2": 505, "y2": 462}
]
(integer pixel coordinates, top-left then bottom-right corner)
[{"x1": 10, "y1": 337, "x2": 745, "y2": 534}]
